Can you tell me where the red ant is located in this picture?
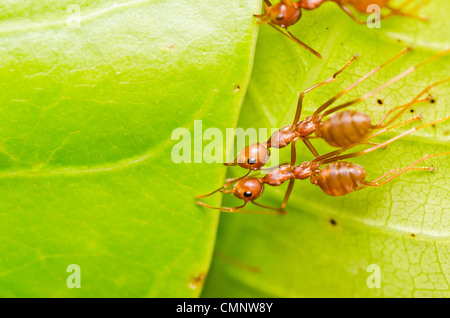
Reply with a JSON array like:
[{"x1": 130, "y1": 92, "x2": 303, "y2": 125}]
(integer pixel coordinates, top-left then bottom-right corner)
[
  {"x1": 256, "y1": 0, "x2": 429, "y2": 58},
  {"x1": 196, "y1": 115, "x2": 449, "y2": 214},
  {"x1": 225, "y1": 48, "x2": 450, "y2": 191}
]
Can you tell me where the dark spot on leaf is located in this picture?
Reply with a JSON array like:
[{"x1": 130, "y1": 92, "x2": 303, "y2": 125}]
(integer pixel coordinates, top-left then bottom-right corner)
[
  {"x1": 410, "y1": 109, "x2": 414, "y2": 113},
  {"x1": 410, "y1": 233, "x2": 416, "y2": 238},
  {"x1": 234, "y1": 85, "x2": 241, "y2": 93},
  {"x1": 430, "y1": 98, "x2": 436, "y2": 104},
  {"x1": 377, "y1": 99, "x2": 383, "y2": 105},
  {"x1": 330, "y1": 219, "x2": 337, "y2": 226}
]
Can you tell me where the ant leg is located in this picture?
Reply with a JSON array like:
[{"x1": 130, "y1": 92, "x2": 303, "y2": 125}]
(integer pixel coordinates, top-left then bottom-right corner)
[
  {"x1": 285, "y1": 28, "x2": 322, "y2": 58},
  {"x1": 196, "y1": 200, "x2": 281, "y2": 215},
  {"x1": 320, "y1": 116, "x2": 449, "y2": 165},
  {"x1": 280, "y1": 138, "x2": 300, "y2": 210},
  {"x1": 360, "y1": 152, "x2": 448, "y2": 188},
  {"x1": 290, "y1": 138, "x2": 300, "y2": 165},
  {"x1": 281, "y1": 180, "x2": 295, "y2": 210},
  {"x1": 311, "y1": 114, "x2": 422, "y2": 164},
  {"x1": 196, "y1": 200, "x2": 247, "y2": 212},
  {"x1": 303, "y1": 139, "x2": 320, "y2": 157},
  {"x1": 314, "y1": 115, "x2": 442, "y2": 164},
  {"x1": 289, "y1": 137, "x2": 320, "y2": 163},
  {"x1": 337, "y1": 4, "x2": 366, "y2": 24},
  {"x1": 310, "y1": 93, "x2": 442, "y2": 165},
  {"x1": 363, "y1": 115, "x2": 423, "y2": 142},
  {"x1": 311, "y1": 115, "x2": 417, "y2": 162},
  {"x1": 252, "y1": 201, "x2": 287, "y2": 215},
  {"x1": 196, "y1": 196, "x2": 285, "y2": 215},
  {"x1": 372, "y1": 97, "x2": 430, "y2": 128},
  {"x1": 280, "y1": 137, "x2": 319, "y2": 210},
  {"x1": 402, "y1": 0, "x2": 432, "y2": 19},
  {"x1": 383, "y1": 0, "x2": 429, "y2": 21},
  {"x1": 254, "y1": 3, "x2": 270, "y2": 22},
  {"x1": 360, "y1": 142, "x2": 380, "y2": 146},
  {"x1": 358, "y1": 77, "x2": 450, "y2": 143},
  {"x1": 383, "y1": 9, "x2": 427, "y2": 22},
  {"x1": 266, "y1": 22, "x2": 322, "y2": 58},
  {"x1": 367, "y1": 166, "x2": 434, "y2": 183},
  {"x1": 373, "y1": 77, "x2": 450, "y2": 129},
  {"x1": 195, "y1": 201, "x2": 275, "y2": 214},
  {"x1": 224, "y1": 170, "x2": 251, "y2": 184},
  {"x1": 292, "y1": 55, "x2": 358, "y2": 124},
  {"x1": 357, "y1": 167, "x2": 433, "y2": 191},
  {"x1": 320, "y1": 50, "x2": 450, "y2": 117},
  {"x1": 195, "y1": 171, "x2": 251, "y2": 199},
  {"x1": 313, "y1": 48, "x2": 411, "y2": 117},
  {"x1": 196, "y1": 200, "x2": 283, "y2": 215},
  {"x1": 195, "y1": 181, "x2": 233, "y2": 199}
]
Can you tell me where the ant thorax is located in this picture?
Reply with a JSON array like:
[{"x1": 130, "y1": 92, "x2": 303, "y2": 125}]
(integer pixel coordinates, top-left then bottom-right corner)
[
  {"x1": 294, "y1": 115, "x2": 321, "y2": 136},
  {"x1": 267, "y1": 116, "x2": 321, "y2": 149},
  {"x1": 267, "y1": 125, "x2": 297, "y2": 149},
  {"x1": 293, "y1": 161, "x2": 320, "y2": 180},
  {"x1": 262, "y1": 165, "x2": 294, "y2": 186}
]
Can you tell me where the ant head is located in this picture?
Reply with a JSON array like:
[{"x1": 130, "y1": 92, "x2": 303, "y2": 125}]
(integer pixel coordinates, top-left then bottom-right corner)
[
  {"x1": 232, "y1": 178, "x2": 264, "y2": 202},
  {"x1": 265, "y1": 1, "x2": 302, "y2": 28},
  {"x1": 226, "y1": 143, "x2": 270, "y2": 170}
]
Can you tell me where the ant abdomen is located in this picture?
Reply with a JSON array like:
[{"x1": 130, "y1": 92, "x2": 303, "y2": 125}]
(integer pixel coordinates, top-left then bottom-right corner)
[
  {"x1": 315, "y1": 162, "x2": 367, "y2": 196},
  {"x1": 316, "y1": 110, "x2": 372, "y2": 148}
]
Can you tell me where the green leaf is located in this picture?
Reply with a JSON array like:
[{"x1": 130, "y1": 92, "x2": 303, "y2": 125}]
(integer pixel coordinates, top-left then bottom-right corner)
[
  {"x1": 203, "y1": 0, "x2": 450, "y2": 297},
  {"x1": 0, "y1": 0, "x2": 259, "y2": 297}
]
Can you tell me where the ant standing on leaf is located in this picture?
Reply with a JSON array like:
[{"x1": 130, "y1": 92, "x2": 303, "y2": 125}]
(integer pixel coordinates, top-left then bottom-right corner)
[
  {"x1": 256, "y1": 0, "x2": 429, "y2": 57},
  {"x1": 224, "y1": 48, "x2": 450, "y2": 194},
  {"x1": 196, "y1": 48, "x2": 450, "y2": 214},
  {"x1": 196, "y1": 115, "x2": 449, "y2": 214}
]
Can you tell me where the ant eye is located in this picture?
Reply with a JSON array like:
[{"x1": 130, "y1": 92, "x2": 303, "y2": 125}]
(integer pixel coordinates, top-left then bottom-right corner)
[
  {"x1": 276, "y1": 14, "x2": 284, "y2": 20},
  {"x1": 248, "y1": 158, "x2": 257, "y2": 165},
  {"x1": 244, "y1": 191, "x2": 252, "y2": 198}
]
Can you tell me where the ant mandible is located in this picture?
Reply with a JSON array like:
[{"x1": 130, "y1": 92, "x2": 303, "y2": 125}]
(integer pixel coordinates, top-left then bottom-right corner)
[
  {"x1": 196, "y1": 114, "x2": 449, "y2": 214},
  {"x1": 256, "y1": 0, "x2": 429, "y2": 58}
]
